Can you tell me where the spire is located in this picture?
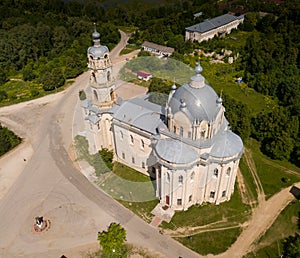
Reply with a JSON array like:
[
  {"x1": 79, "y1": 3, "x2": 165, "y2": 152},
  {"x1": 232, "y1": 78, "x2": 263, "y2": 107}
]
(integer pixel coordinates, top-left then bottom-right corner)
[
  {"x1": 92, "y1": 23, "x2": 101, "y2": 47},
  {"x1": 190, "y1": 60, "x2": 205, "y2": 88},
  {"x1": 217, "y1": 90, "x2": 223, "y2": 105}
]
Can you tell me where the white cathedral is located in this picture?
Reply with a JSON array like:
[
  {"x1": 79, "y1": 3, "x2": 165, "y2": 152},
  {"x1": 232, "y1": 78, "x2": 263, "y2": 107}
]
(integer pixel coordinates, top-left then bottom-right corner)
[{"x1": 82, "y1": 27, "x2": 244, "y2": 211}]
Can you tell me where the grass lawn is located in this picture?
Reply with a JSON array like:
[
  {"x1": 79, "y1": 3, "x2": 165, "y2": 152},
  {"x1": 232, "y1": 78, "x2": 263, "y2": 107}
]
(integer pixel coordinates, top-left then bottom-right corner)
[
  {"x1": 161, "y1": 185, "x2": 251, "y2": 230},
  {"x1": 175, "y1": 227, "x2": 242, "y2": 256},
  {"x1": 74, "y1": 135, "x2": 109, "y2": 176},
  {"x1": 120, "y1": 56, "x2": 194, "y2": 85},
  {"x1": 246, "y1": 139, "x2": 300, "y2": 199},
  {"x1": 113, "y1": 162, "x2": 151, "y2": 182},
  {"x1": 245, "y1": 200, "x2": 300, "y2": 258},
  {"x1": 95, "y1": 162, "x2": 157, "y2": 208},
  {"x1": 119, "y1": 199, "x2": 159, "y2": 224},
  {"x1": 201, "y1": 61, "x2": 275, "y2": 116},
  {"x1": 0, "y1": 78, "x2": 74, "y2": 107},
  {"x1": 120, "y1": 44, "x2": 140, "y2": 55}
]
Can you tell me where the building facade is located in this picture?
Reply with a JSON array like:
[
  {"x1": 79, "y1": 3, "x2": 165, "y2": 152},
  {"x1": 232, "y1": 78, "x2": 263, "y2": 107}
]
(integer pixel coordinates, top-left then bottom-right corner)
[
  {"x1": 82, "y1": 28, "x2": 244, "y2": 211},
  {"x1": 185, "y1": 14, "x2": 244, "y2": 43},
  {"x1": 142, "y1": 41, "x2": 174, "y2": 57}
]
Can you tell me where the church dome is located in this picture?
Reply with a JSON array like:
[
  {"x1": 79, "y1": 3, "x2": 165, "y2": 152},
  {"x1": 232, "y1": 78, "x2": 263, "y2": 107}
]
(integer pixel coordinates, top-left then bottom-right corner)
[
  {"x1": 168, "y1": 63, "x2": 221, "y2": 122},
  {"x1": 87, "y1": 25, "x2": 109, "y2": 59},
  {"x1": 88, "y1": 45, "x2": 109, "y2": 59},
  {"x1": 210, "y1": 128, "x2": 244, "y2": 158}
]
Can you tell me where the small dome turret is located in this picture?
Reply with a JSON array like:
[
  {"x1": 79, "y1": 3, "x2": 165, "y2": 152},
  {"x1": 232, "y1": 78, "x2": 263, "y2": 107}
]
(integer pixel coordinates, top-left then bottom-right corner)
[
  {"x1": 87, "y1": 23, "x2": 109, "y2": 59},
  {"x1": 92, "y1": 29, "x2": 100, "y2": 40},
  {"x1": 190, "y1": 62, "x2": 205, "y2": 88},
  {"x1": 216, "y1": 97, "x2": 223, "y2": 105},
  {"x1": 171, "y1": 83, "x2": 177, "y2": 91},
  {"x1": 180, "y1": 99, "x2": 187, "y2": 110}
]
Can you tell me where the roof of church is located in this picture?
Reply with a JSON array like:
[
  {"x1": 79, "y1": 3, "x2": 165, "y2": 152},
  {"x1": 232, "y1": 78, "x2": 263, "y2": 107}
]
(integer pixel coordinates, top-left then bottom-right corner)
[
  {"x1": 113, "y1": 98, "x2": 166, "y2": 134},
  {"x1": 210, "y1": 128, "x2": 244, "y2": 158},
  {"x1": 186, "y1": 14, "x2": 239, "y2": 33},
  {"x1": 168, "y1": 63, "x2": 221, "y2": 122},
  {"x1": 88, "y1": 45, "x2": 109, "y2": 59},
  {"x1": 155, "y1": 118, "x2": 243, "y2": 165},
  {"x1": 154, "y1": 138, "x2": 198, "y2": 164},
  {"x1": 85, "y1": 114, "x2": 101, "y2": 124}
]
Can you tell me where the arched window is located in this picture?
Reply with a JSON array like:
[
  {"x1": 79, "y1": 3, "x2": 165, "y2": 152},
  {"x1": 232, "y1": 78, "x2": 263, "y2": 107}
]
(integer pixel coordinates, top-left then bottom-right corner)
[
  {"x1": 166, "y1": 172, "x2": 170, "y2": 182},
  {"x1": 178, "y1": 175, "x2": 183, "y2": 184},
  {"x1": 190, "y1": 172, "x2": 195, "y2": 181},
  {"x1": 93, "y1": 90, "x2": 98, "y2": 101},
  {"x1": 201, "y1": 129, "x2": 206, "y2": 138},
  {"x1": 141, "y1": 139, "x2": 145, "y2": 149},
  {"x1": 226, "y1": 167, "x2": 231, "y2": 176},
  {"x1": 107, "y1": 71, "x2": 111, "y2": 81},
  {"x1": 130, "y1": 135, "x2": 134, "y2": 144},
  {"x1": 173, "y1": 126, "x2": 176, "y2": 133},
  {"x1": 213, "y1": 168, "x2": 218, "y2": 177},
  {"x1": 180, "y1": 126, "x2": 183, "y2": 137}
]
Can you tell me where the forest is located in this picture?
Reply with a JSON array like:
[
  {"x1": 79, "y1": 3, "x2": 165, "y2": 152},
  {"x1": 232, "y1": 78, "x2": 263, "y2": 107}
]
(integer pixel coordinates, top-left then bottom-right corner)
[{"x1": 0, "y1": 0, "x2": 299, "y2": 164}]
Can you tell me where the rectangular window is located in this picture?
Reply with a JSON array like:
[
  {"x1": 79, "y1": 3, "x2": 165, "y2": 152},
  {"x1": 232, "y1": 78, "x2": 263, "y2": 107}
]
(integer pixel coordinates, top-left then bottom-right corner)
[
  {"x1": 122, "y1": 152, "x2": 125, "y2": 159},
  {"x1": 180, "y1": 126, "x2": 183, "y2": 137},
  {"x1": 188, "y1": 131, "x2": 192, "y2": 138},
  {"x1": 140, "y1": 139, "x2": 145, "y2": 149},
  {"x1": 178, "y1": 175, "x2": 183, "y2": 184},
  {"x1": 210, "y1": 191, "x2": 215, "y2": 198},
  {"x1": 130, "y1": 135, "x2": 134, "y2": 144},
  {"x1": 132, "y1": 157, "x2": 135, "y2": 164},
  {"x1": 213, "y1": 168, "x2": 218, "y2": 177},
  {"x1": 177, "y1": 199, "x2": 182, "y2": 205},
  {"x1": 222, "y1": 190, "x2": 226, "y2": 197},
  {"x1": 142, "y1": 162, "x2": 145, "y2": 168}
]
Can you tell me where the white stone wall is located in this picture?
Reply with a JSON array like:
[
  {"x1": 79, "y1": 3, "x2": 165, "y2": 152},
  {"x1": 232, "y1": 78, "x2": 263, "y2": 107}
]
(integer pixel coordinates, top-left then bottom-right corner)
[
  {"x1": 157, "y1": 158, "x2": 239, "y2": 210},
  {"x1": 113, "y1": 123, "x2": 153, "y2": 176},
  {"x1": 186, "y1": 19, "x2": 243, "y2": 43}
]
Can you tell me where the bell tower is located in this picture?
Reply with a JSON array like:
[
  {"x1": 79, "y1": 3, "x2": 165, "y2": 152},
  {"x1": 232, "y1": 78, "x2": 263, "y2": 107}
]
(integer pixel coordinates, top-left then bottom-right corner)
[{"x1": 87, "y1": 24, "x2": 116, "y2": 108}]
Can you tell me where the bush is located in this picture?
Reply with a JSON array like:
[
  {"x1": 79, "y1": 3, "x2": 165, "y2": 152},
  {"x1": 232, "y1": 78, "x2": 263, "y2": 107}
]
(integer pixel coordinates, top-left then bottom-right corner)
[
  {"x1": 0, "y1": 124, "x2": 21, "y2": 156},
  {"x1": 0, "y1": 90, "x2": 8, "y2": 101},
  {"x1": 79, "y1": 90, "x2": 86, "y2": 100},
  {"x1": 99, "y1": 148, "x2": 113, "y2": 170},
  {"x1": 41, "y1": 68, "x2": 65, "y2": 91}
]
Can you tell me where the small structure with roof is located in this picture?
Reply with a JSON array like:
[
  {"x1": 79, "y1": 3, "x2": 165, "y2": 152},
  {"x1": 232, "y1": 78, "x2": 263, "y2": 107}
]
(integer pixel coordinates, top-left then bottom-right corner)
[
  {"x1": 137, "y1": 70, "x2": 152, "y2": 81},
  {"x1": 142, "y1": 41, "x2": 174, "y2": 57},
  {"x1": 185, "y1": 14, "x2": 244, "y2": 43}
]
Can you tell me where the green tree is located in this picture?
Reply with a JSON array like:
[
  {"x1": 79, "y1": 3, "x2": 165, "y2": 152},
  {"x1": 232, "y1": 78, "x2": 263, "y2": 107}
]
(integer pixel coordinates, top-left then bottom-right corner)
[
  {"x1": 40, "y1": 67, "x2": 65, "y2": 91},
  {"x1": 0, "y1": 91, "x2": 8, "y2": 102},
  {"x1": 148, "y1": 77, "x2": 173, "y2": 105},
  {"x1": 98, "y1": 222, "x2": 127, "y2": 257},
  {"x1": 0, "y1": 69, "x2": 8, "y2": 85},
  {"x1": 252, "y1": 107, "x2": 298, "y2": 161},
  {"x1": 223, "y1": 94, "x2": 251, "y2": 141},
  {"x1": 99, "y1": 148, "x2": 113, "y2": 171},
  {"x1": 282, "y1": 233, "x2": 300, "y2": 258},
  {"x1": 0, "y1": 124, "x2": 21, "y2": 156}
]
